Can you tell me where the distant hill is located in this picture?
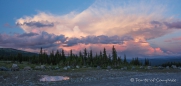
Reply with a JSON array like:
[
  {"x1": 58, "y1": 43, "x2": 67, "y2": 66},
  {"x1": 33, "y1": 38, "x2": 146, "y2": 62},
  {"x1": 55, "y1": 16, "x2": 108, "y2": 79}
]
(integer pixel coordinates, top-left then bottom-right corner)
[
  {"x1": 0, "y1": 48, "x2": 38, "y2": 56},
  {"x1": 148, "y1": 57, "x2": 181, "y2": 66},
  {"x1": 127, "y1": 57, "x2": 181, "y2": 66}
]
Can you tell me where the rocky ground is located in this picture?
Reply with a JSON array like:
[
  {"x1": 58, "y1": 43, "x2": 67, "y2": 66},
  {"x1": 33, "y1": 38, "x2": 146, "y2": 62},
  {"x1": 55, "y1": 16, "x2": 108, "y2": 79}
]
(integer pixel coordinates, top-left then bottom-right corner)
[{"x1": 0, "y1": 68, "x2": 181, "y2": 86}]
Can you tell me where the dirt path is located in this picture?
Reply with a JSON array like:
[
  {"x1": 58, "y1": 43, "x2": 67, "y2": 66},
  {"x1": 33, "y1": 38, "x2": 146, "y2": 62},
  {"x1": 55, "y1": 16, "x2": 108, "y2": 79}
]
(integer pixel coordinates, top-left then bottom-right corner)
[
  {"x1": 0, "y1": 69, "x2": 181, "y2": 86},
  {"x1": 62, "y1": 73, "x2": 181, "y2": 86}
]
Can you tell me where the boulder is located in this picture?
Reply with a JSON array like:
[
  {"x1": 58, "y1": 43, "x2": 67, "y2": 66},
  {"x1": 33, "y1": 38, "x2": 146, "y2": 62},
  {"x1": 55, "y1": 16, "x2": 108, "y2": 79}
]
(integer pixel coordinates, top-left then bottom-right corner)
[
  {"x1": 121, "y1": 68, "x2": 124, "y2": 70},
  {"x1": 24, "y1": 66, "x2": 32, "y2": 71},
  {"x1": 158, "y1": 66, "x2": 164, "y2": 69},
  {"x1": 177, "y1": 66, "x2": 181, "y2": 69},
  {"x1": 34, "y1": 66, "x2": 41, "y2": 70},
  {"x1": 40, "y1": 65, "x2": 46, "y2": 70},
  {"x1": 47, "y1": 66, "x2": 52, "y2": 69},
  {"x1": 88, "y1": 67, "x2": 92, "y2": 69},
  {"x1": 82, "y1": 66, "x2": 86, "y2": 68},
  {"x1": 11, "y1": 64, "x2": 19, "y2": 71},
  {"x1": 76, "y1": 65, "x2": 80, "y2": 69},
  {"x1": 166, "y1": 66, "x2": 169, "y2": 69},
  {"x1": 54, "y1": 66, "x2": 59, "y2": 70},
  {"x1": 123, "y1": 67, "x2": 127, "y2": 70},
  {"x1": 107, "y1": 66, "x2": 111, "y2": 69},
  {"x1": 172, "y1": 65, "x2": 177, "y2": 69},
  {"x1": 63, "y1": 67, "x2": 68, "y2": 70},
  {"x1": 0, "y1": 66, "x2": 9, "y2": 71},
  {"x1": 139, "y1": 66, "x2": 144, "y2": 69},
  {"x1": 147, "y1": 66, "x2": 152, "y2": 69},
  {"x1": 131, "y1": 66, "x2": 135, "y2": 70},
  {"x1": 96, "y1": 66, "x2": 101, "y2": 69},
  {"x1": 67, "y1": 66, "x2": 71, "y2": 69}
]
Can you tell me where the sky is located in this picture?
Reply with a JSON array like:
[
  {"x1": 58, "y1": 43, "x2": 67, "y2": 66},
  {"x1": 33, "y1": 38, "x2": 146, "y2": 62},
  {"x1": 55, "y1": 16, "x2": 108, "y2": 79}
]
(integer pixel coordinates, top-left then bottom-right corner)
[{"x1": 0, "y1": 0, "x2": 181, "y2": 58}]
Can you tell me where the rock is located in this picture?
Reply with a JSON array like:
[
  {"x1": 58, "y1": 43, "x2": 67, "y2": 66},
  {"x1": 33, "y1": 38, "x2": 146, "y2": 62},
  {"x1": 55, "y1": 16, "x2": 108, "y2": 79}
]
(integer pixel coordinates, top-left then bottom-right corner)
[
  {"x1": 139, "y1": 66, "x2": 144, "y2": 69},
  {"x1": 131, "y1": 66, "x2": 135, "y2": 70},
  {"x1": 166, "y1": 66, "x2": 169, "y2": 69},
  {"x1": 11, "y1": 64, "x2": 19, "y2": 71},
  {"x1": 123, "y1": 67, "x2": 127, "y2": 70},
  {"x1": 107, "y1": 66, "x2": 111, "y2": 69},
  {"x1": 24, "y1": 66, "x2": 32, "y2": 71},
  {"x1": 147, "y1": 66, "x2": 152, "y2": 69},
  {"x1": 82, "y1": 66, "x2": 86, "y2": 68},
  {"x1": 40, "y1": 65, "x2": 46, "y2": 70},
  {"x1": 12, "y1": 64, "x2": 18, "y2": 68},
  {"x1": 55, "y1": 66, "x2": 59, "y2": 70},
  {"x1": 47, "y1": 66, "x2": 52, "y2": 69},
  {"x1": 34, "y1": 66, "x2": 41, "y2": 70},
  {"x1": 0, "y1": 66, "x2": 9, "y2": 71},
  {"x1": 63, "y1": 67, "x2": 68, "y2": 70},
  {"x1": 96, "y1": 66, "x2": 101, "y2": 69},
  {"x1": 121, "y1": 68, "x2": 124, "y2": 70},
  {"x1": 172, "y1": 65, "x2": 177, "y2": 69},
  {"x1": 76, "y1": 65, "x2": 80, "y2": 69},
  {"x1": 67, "y1": 66, "x2": 71, "y2": 69},
  {"x1": 88, "y1": 67, "x2": 92, "y2": 69},
  {"x1": 158, "y1": 66, "x2": 164, "y2": 69}
]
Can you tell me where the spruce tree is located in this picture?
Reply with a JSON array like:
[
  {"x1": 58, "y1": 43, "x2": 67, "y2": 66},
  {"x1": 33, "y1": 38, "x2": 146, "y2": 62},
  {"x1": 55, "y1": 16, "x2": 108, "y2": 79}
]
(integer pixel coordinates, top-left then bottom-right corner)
[
  {"x1": 83, "y1": 48, "x2": 87, "y2": 66},
  {"x1": 89, "y1": 49, "x2": 93, "y2": 66},
  {"x1": 17, "y1": 53, "x2": 22, "y2": 64},
  {"x1": 39, "y1": 47, "x2": 43, "y2": 64},
  {"x1": 112, "y1": 46, "x2": 117, "y2": 67},
  {"x1": 103, "y1": 48, "x2": 108, "y2": 67},
  {"x1": 61, "y1": 49, "x2": 66, "y2": 65},
  {"x1": 79, "y1": 51, "x2": 83, "y2": 65},
  {"x1": 55, "y1": 50, "x2": 60, "y2": 64},
  {"x1": 123, "y1": 54, "x2": 128, "y2": 64}
]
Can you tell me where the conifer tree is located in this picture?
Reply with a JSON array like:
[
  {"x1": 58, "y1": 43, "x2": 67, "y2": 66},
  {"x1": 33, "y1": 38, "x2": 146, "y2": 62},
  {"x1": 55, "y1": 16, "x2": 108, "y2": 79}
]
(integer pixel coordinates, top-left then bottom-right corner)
[
  {"x1": 61, "y1": 49, "x2": 66, "y2": 65},
  {"x1": 17, "y1": 53, "x2": 22, "y2": 63},
  {"x1": 103, "y1": 48, "x2": 108, "y2": 67},
  {"x1": 83, "y1": 48, "x2": 87, "y2": 66},
  {"x1": 112, "y1": 46, "x2": 117, "y2": 67},
  {"x1": 79, "y1": 51, "x2": 83, "y2": 65},
  {"x1": 123, "y1": 54, "x2": 128, "y2": 64},
  {"x1": 55, "y1": 50, "x2": 60, "y2": 64}
]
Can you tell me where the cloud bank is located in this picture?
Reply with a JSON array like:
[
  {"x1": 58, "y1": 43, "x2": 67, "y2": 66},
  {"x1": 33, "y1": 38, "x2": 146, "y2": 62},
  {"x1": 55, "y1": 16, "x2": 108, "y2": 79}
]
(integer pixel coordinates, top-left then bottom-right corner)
[{"x1": 1, "y1": 0, "x2": 181, "y2": 57}]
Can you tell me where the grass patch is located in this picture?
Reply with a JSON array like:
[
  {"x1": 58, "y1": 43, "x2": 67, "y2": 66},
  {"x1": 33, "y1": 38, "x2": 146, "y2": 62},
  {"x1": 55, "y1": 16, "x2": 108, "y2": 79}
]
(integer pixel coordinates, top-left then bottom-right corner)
[{"x1": 0, "y1": 71, "x2": 10, "y2": 79}]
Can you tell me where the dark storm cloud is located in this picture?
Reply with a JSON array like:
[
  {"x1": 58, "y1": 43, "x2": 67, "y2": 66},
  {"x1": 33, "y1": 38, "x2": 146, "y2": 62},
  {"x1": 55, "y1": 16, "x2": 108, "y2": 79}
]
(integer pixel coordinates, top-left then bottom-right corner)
[
  {"x1": 0, "y1": 32, "x2": 67, "y2": 49},
  {"x1": 164, "y1": 21, "x2": 181, "y2": 29},
  {"x1": 17, "y1": 21, "x2": 54, "y2": 28},
  {"x1": 150, "y1": 20, "x2": 181, "y2": 29},
  {"x1": 18, "y1": 32, "x2": 38, "y2": 37},
  {"x1": 65, "y1": 35, "x2": 133, "y2": 46},
  {"x1": 150, "y1": 21, "x2": 162, "y2": 25}
]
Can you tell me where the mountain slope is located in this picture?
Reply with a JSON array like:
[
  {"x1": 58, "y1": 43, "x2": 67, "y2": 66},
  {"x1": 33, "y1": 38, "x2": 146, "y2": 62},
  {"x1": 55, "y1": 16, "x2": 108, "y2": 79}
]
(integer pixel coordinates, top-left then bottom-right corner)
[{"x1": 0, "y1": 48, "x2": 38, "y2": 56}]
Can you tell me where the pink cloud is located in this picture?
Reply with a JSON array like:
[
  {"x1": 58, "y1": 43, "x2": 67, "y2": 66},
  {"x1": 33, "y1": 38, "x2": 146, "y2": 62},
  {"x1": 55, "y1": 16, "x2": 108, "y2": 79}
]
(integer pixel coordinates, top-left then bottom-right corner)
[
  {"x1": 1, "y1": 1, "x2": 180, "y2": 57},
  {"x1": 3, "y1": 23, "x2": 17, "y2": 28},
  {"x1": 164, "y1": 37, "x2": 181, "y2": 42}
]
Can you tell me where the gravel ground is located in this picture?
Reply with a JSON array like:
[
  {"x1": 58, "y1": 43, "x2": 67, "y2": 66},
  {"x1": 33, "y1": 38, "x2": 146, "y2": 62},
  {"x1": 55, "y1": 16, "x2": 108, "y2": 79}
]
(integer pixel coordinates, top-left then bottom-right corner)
[{"x1": 0, "y1": 68, "x2": 181, "y2": 86}]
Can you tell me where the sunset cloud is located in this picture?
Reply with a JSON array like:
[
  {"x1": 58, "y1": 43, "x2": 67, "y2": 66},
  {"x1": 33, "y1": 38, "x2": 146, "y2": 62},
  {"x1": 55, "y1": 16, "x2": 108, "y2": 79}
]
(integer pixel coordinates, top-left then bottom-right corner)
[
  {"x1": 0, "y1": 32, "x2": 67, "y2": 49},
  {"x1": 2, "y1": 0, "x2": 179, "y2": 57},
  {"x1": 164, "y1": 21, "x2": 181, "y2": 29},
  {"x1": 164, "y1": 36, "x2": 181, "y2": 42},
  {"x1": 16, "y1": 1, "x2": 174, "y2": 38},
  {"x1": 17, "y1": 21, "x2": 54, "y2": 28}
]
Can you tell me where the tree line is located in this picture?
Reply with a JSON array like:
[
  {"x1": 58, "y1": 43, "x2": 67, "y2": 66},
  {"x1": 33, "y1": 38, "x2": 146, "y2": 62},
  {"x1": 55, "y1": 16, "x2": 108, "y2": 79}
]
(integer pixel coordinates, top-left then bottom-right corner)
[
  {"x1": 0, "y1": 46, "x2": 151, "y2": 68},
  {"x1": 161, "y1": 62, "x2": 181, "y2": 67}
]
